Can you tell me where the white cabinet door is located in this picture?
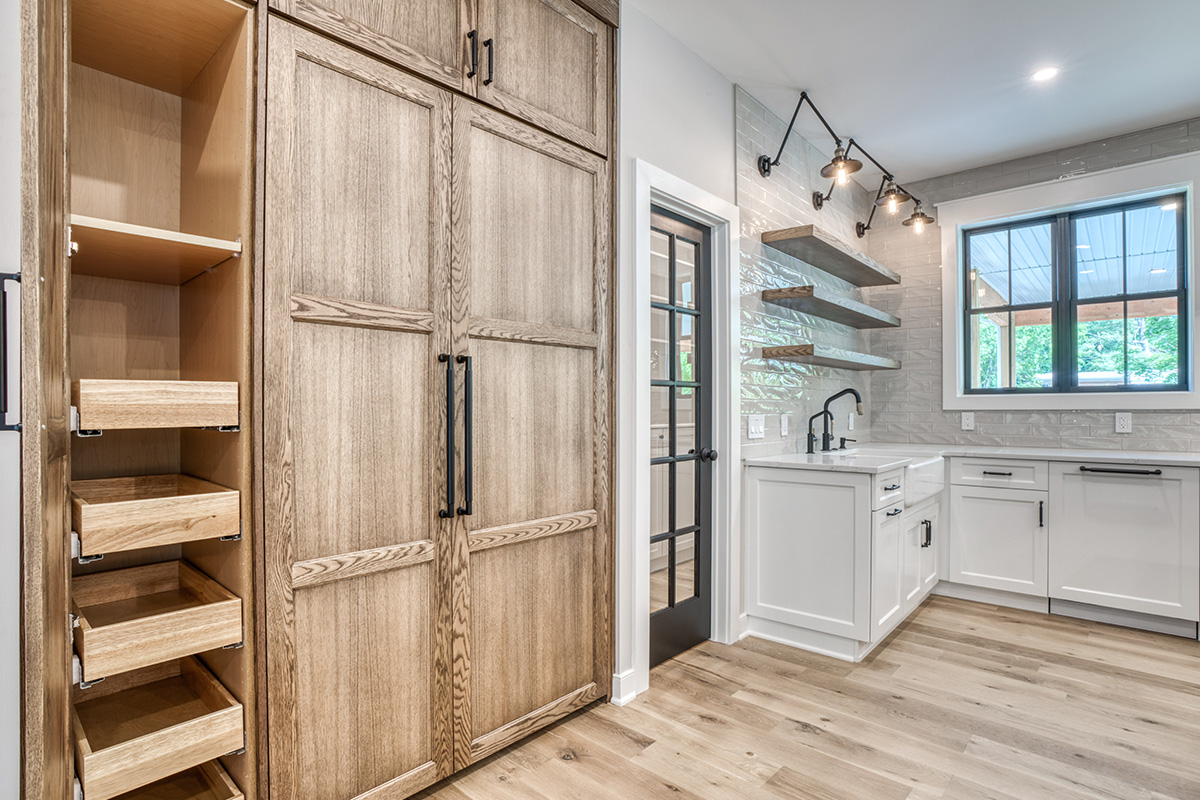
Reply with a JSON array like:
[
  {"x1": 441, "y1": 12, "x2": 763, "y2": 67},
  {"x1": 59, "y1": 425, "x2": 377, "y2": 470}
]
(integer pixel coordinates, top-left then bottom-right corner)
[
  {"x1": 1049, "y1": 463, "x2": 1200, "y2": 621},
  {"x1": 950, "y1": 486, "x2": 1048, "y2": 596},
  {"x1": 872, "y1": 503, "x2": 906, "y2": 640},
  {"x1": 901, "y1": 511, "x2": 925, "y2": 612},
  {"x1": 745, "y1": 467, "x2": 873, "y2": 641}
]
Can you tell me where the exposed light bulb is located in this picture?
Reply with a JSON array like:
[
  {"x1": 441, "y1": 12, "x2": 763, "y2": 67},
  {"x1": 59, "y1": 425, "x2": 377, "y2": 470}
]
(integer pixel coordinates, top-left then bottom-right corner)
[
  {"x1": 1162, "y1": 203, "x2": 1178, "y2": 211},
  {"x1": 914, "y1": 218, "x2": 924, "y2": 235},
  {"x1": 836, "y1": 164, "x2": 848, "y2": 186},
  {"x1": 887, "y1": 195, "x2": 898, "y2": 214}
]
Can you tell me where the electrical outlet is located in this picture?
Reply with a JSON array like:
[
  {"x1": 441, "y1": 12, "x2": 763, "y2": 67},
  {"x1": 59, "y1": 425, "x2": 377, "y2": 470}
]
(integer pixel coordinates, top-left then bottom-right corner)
[
  {"x1": 780, "y1": 414, "x2": 790, "y2": 437},
  {"x1": 748, "y1": 414, "x2": 765, "y2": 439},
  {"x1": 1115, "y1": 412, "x2": 1132, "y2": 434},
  {"x1": 847, "y1": 412, "x2": 855, "y2": 431},
  {"x1": 961, "y1": 412, "x2": 975, "y2": 431}
]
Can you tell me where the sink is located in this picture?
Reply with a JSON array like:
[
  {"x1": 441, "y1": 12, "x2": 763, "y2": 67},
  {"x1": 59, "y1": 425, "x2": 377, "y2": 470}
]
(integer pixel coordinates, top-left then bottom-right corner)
[{"x1": 905, "y1": 455, "x2": 945, "y2": 506}]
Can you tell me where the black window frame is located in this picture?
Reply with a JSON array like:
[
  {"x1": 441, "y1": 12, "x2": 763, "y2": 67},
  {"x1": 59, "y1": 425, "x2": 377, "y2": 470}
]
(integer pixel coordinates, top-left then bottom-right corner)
[{"x1": 962, "y1": 193, "x2": 1188, "y2": 395}]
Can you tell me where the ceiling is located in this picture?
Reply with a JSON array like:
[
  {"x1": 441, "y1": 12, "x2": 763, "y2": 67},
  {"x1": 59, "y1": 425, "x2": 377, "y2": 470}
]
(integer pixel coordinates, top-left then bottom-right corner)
[{"x1": 631, "y1": 0, "x2": 1200, "y2": 183}]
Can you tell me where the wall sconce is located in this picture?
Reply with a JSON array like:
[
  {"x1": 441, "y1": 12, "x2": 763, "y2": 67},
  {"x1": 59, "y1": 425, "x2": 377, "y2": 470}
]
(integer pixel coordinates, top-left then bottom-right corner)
[{"x1": 759, "y1": 91, "x2": 929, "y2": 236}]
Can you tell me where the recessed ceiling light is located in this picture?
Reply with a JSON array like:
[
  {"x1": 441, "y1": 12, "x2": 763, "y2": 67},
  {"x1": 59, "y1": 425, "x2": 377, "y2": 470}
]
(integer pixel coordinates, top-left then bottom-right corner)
[
  {"x1": 1162, "y1": 203, "x2": 1178, "y2": 211},
  {"x1": 1075, "y1": 244, "x2": 1090, "y2": 249},
  {"x1": 1079, "y1": 269, "x2": 1094, "y2": 274},
  {"x1": 1031, "y1": 66, "x2": 1059, "y2": 82},
  {"x1": 1150, "y1": 268, "x2": 1167, "y2": 274}
]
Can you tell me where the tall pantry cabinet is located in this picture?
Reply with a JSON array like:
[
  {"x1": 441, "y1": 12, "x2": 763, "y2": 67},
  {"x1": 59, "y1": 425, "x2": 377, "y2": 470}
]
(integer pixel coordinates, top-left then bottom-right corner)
[{"x1": 23, "y1": 0, "x2": 618, "y2": 798}]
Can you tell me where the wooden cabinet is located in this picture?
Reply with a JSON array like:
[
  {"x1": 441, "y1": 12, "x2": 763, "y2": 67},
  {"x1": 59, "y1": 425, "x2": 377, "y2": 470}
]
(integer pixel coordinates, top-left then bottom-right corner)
[
  {"x1": 949, "y1": 485, "x2": 1048, "y2": 596},
  {"x1": 263, "y1": 20, "x2": 455, "y2": 800},
  {"x1": 474, "y1": 0, "x2": 611, "y2": 153},
  {"x1": 263, "y1": 18, "x2": 613, "y2": 795},
  {"x1": 1049, "y1": 463, "x2": 1200, "y2": 621},
  {"x1": 269, "y1": 0, "x2": 472, "y2": 91},
  {"x1": 451, "y1": 98, "x2": 610, "y2": 764},
  {"x1": 871, "y1": 504, "x2": 905, "y2": 640}
]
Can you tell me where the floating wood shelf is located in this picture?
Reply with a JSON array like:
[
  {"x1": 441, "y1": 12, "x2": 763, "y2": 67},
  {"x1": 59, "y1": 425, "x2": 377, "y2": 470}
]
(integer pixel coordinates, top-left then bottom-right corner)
[
  {"x1": 761, "y1": 225, "x2": 900, "y2": 287},
  {"x1": 116, "y1": 761, "x2": 244, "y2": 800},
  {"x1": 73, "y1": 379, "x2": 240, "y2": 431},
  {"x1": 72, "y1": 0, "x2": 249, "y2": 94},
  {"x1": 72, "y1": 474, "x2": 240, "y2": 558},
  {"x1": 73, "y1": 657, "x2": 244, "y2": 800},
  {"x1": 762, "y1": 285, "x2": 900, "y2": 329},
  {"x1": 73, "y1": 561, "x2": 242, "y2": 682},
  {"x1": 763, "y1": 343, "x2": 901, "y2": 371},
  {"x1": 70, "y1": 215, "x2": 241, "y2": 285}
]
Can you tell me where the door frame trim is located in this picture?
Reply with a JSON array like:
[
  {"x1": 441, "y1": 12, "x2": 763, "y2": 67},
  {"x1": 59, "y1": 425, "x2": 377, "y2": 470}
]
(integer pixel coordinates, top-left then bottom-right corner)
[{"x1": 614, "y1": 158, "x2": 740, "y2": 703}]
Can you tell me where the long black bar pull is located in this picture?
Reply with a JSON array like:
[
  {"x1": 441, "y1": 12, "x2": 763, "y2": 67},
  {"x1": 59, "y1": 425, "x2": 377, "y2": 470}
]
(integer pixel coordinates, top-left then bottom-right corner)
[
  {"x1": 1079, "y1": 465, "x2": 1163, "y2": 477},
  {"x1": 467, "y1": 30, "x2": 478, "y2": 78},
  {"x1": 439, "y1": 354, "x2": 455, "y2": 518},
  {"x1": 483, "y1": 38, "x2": 494, "y2": 85},
  {"x1": 0, "y1": 273, "x2": 21, "y2": 433},
  {"x1": 457, "y1": 355, "x2": 473, "y2": 516}
]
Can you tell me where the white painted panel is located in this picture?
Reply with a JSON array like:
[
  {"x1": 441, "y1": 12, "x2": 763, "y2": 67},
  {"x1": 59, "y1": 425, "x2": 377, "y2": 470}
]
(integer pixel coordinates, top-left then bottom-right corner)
[
  {"x1": 745, "y1": 467, "x2": 871, "y2": 640},
  {"x1": 873, "y1": 469, "x2": 904, "y2": 510},
  {"x1": 1049, "y1": 463, "x2": 1200, "y2": 621},
  {"x1": 0, "y1": 0, "x2": 19, "y2": 790},
  {"x1": 949, "y1": 485, "x2": 1048, "y2": 596},
  {"x1": 950, "y1": 457, "x2": 1048, "y2": 490},
  {"x1": 920, "y1": 502, "x2": 941, "y2": 594},
  {"x1": 871, "y1": 504, "x2": 905, "y2": 639}
]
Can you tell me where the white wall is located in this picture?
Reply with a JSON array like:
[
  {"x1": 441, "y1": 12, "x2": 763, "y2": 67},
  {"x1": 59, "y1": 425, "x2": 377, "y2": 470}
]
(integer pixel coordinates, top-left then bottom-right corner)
[
  {"x1": 614, "y1": 3, "x2": 736, "y2": 699},
  {"x1": 1, "y1": 0, "x2": 21, "y2": 791}
]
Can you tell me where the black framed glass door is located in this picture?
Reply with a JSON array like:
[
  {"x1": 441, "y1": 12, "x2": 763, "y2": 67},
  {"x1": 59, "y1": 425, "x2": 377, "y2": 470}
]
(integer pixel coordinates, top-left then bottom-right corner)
[{"x1": 649, "y1": 206, "x2": 713, "y2": 667}]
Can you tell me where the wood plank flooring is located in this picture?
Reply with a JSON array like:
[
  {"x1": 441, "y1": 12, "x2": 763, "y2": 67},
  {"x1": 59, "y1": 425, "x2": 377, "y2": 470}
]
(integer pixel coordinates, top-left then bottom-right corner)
[{"x1": 413, "y1": 596, "x2": 1200, "y2": 800}]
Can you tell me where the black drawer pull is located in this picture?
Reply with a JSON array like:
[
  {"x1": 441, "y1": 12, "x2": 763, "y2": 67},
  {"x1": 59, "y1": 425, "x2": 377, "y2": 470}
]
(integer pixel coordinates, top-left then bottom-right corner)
[
  {"x1": 1079, "y1": 466, "x2": 1163, "y2": 476},
  {"x1": 886, "y1": 508, "x2": 902, "y2": 517},
  {"x1": 982, "y1": 470, "x2": 1013, "y2": 477},
  {"x1": 483, "y1": 37, "x2": 494, "y2": 85},
  {"x1": 883, "y1": 484, "x2": 900, "y2": 491},
  {"x1": 438, "y1": 354, "x2": 455, "y2": 519},
  {"x1": 467, "y1": 30, "x2": 478, "y2": 78},
  {"x1": 922, "y1": 519, "x2": 932, "y2": 547},
  {"x1": 1039, "y1": 500, "x2": 1044, "y2": 528}
]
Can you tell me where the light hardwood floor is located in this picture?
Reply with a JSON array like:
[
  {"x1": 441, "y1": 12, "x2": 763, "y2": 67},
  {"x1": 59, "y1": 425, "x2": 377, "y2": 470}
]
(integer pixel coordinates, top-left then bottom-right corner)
[{"x1": 414, "y1": 596, "x2": 1200, "y2": 800}]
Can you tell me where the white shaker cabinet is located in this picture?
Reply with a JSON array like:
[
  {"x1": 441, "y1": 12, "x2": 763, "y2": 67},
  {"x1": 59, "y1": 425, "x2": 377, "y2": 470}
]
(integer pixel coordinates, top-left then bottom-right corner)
[
  {"x1": 1049, "y1": 463, "x2": 1200, "y2": 621},
  {"x1": 904, "y1": 499, "x2": 940, "y2": 613},
  {"x1": 872, "y1": 503, "x2": 906, "y2": 640},
  {"x1": 949, "y1": 484, "x2": 1048, "y2": 596}
]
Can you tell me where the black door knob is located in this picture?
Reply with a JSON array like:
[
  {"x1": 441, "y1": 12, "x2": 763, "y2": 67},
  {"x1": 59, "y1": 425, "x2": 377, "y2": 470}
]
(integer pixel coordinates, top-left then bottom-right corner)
[{"x1": 699, "y1": 447, "x2": 718, "y2": 462}]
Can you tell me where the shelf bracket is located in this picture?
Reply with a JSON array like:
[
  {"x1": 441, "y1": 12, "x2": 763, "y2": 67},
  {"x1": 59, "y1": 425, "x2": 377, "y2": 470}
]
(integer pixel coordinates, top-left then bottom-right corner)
[
  {"x1": 71, "y1": 531, "x2": 104, "y2": 564},
  {"x1": 219, "y1": 520, "x2": 243, "y2": 542},
  {"x1": 72, "y1": 654, "x2": 104, "y2": 690},
  {"x1": 70, "y1": 406, "x2": 102, "y2": 438},
  {"x1": 225, "y1": 732, "x2": 247, "y2": 757},
  {"x1": 74, "y1": 776, "x2": 84, "y2": 800},
  {"x1": 222, "y1": 640, "x2": 244, "y2": 650},
  {"x1": 70, "y1": 612, "x2": 79, "y2": 645}
]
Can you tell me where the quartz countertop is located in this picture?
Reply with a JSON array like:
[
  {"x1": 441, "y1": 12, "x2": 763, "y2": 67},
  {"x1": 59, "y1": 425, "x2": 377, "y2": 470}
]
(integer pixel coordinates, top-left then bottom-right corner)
[{"x1": 744, "y1": 442, "x2": 1200, "y2": 474}]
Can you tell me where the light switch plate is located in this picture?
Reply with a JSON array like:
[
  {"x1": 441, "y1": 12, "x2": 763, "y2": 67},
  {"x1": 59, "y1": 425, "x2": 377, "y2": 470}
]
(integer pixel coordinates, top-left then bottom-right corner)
[
  {"x1": 1115, "y1": 412, "x2": 1132, "y2": 434},
  {"x1": 780, "y1": 414, "x2": 789, "y2": 437},
  {"x1": 748, "y1": 414, "x2": 765, "y2": 439},
  {"x1": 961, "y1": 412, "x2": 975, "y2": 431},
  {"x1": 847, "y1": 412, "x2": 855, "y2": 431}
]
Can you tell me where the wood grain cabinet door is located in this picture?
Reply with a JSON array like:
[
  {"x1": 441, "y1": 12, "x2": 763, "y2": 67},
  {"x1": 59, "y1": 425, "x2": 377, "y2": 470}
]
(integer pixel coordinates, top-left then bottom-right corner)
[
  {"x1": 450, "y1": 97, "x2": 611, "y2": 768},
  {"x1": 270, "y1": 0, "x2": 475, "y2": 94},
  {"x1": 263, "y1": 21, "x2": 456, "y2": 800},
  {"x1": 475, "y1": 0, "x2": 610, "y2": 154}
]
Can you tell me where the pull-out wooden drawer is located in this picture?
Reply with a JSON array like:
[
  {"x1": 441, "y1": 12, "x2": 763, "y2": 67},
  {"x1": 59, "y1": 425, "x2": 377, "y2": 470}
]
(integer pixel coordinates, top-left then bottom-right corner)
[
  {"x1": 73, "y1": 657, "x2": 244, "y2": 800},
  {"x1": 73, "y1": 562, "x2": 242, "y2": 682},
  {"x1": 116, "y1": 761, "x2": 243, "y2": 800},
  {"x1": 72, "y1": 474, "x2": 240, "y2": 558},
  {"x1": 73, "y1": 379, "x2": 239, "y2": 431},
  {"x1": 950, "y1": 457, "x2": 1048, "y2": 490}
]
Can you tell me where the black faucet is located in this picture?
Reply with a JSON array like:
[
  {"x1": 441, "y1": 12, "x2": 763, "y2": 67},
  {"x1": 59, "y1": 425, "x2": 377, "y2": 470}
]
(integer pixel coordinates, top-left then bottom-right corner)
[{"x1": 806, "y1": 388, "x2": 864, "y2": 453}]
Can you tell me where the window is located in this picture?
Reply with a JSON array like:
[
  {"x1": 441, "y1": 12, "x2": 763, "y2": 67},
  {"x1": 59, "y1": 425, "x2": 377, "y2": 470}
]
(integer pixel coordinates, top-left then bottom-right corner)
[{"x1": 964, "y1": 194, "x2": 1187, "y2": 393}]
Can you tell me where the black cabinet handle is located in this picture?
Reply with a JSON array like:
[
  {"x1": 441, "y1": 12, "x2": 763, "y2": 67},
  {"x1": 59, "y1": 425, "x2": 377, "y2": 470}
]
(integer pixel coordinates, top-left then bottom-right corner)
[
  {"x1": 699, "y1": 447, "x2": 718, "y2": 462},
  {"x1": 886, "y1": 508, "x2": 902, "y2": 517},
  {"x1": 1079, "y1": 465, "x2": 1163, "y2": 476},
  {"x1": 922, "y1": 520, "x2": 932, "y2": 548},
  {"x1": 982, "y1": 470, "x2": 1013, "y2": 477},
  {"x1": 0, "y1": 273, "x2": 19, "y2": 433},
  {"x1": 884, "y1": 484, "x2": 900, "y2": 491},
  {"x1": 483, "y1": 38, "x2": 494, "y2": 85},
  {"x1": 438, "y1": 354, "x2": 455, "y2": 519},
  {"x1": 1039, "y1": 500, "x2": 1044, "y2": 528},
  {"x1": 457, "y1": 355, "x2": 473, "y2": 516},
  {"x1": 467, "y1": 30, "x2": 478, "y2": 78}
]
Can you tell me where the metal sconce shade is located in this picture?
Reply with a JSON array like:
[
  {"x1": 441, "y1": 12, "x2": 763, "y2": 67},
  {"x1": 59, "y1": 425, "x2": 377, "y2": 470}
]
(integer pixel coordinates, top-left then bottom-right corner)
[
  {"x1": 819, "y1": 146, "x2": 863, "y2": 181},
  {"x1": 903, "y1": 205, "x2": 935, "y2": 234},
  {"x1": 874, "y1": 182, "x2": 913, "y2": 208}
]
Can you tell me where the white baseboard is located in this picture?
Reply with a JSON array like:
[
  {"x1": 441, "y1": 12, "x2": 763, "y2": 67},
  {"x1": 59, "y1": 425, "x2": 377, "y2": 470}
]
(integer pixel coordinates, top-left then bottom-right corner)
[
  {"x1": 1050, "y1": 599, "x2": 1199, "y2": 639},
  {"x1": 933, "y1": 582, "x2": 1050, "y2": 613},
  {"x1": 610, "y1": 669, "x2": 638, "y2": 706},
  {"x1": 746, "y1": 616, "x2": 872, "y2": 663}
]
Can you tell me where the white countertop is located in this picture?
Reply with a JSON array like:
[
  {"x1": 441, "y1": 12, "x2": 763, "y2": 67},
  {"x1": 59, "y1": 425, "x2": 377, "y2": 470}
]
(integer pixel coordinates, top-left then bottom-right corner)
[{"x1": 744, "y1": 442, "x2": 1200, "y2": 474}]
